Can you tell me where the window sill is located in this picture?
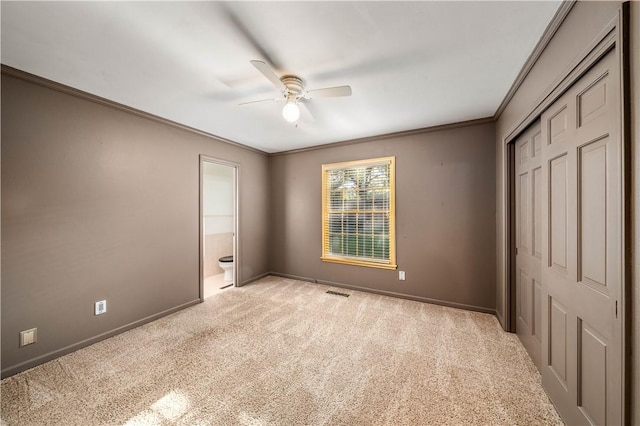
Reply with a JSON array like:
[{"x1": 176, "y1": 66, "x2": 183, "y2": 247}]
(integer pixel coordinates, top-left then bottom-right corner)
[{"x1": 321, "y1": 256, "x2": 397, "y2": 270}]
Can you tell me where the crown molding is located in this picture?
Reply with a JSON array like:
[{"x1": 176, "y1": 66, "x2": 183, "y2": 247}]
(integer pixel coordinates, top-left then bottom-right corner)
[
  {"x1": 270, "y1": 117, "x2": 495, "y2": 156},
  {"x1": 1, "y1": 64, "x2": 269, "y2": 156}
]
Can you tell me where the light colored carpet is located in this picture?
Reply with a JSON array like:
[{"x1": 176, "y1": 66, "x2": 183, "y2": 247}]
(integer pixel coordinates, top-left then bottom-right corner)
[{"x1": 1, "y1": 276, "x2": 563, "y2": 425}]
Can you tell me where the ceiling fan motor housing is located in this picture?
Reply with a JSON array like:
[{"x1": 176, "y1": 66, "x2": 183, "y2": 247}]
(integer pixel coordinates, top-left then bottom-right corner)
[{"x1": 281, "y1": 75, "x2": 304, "y2": 98}]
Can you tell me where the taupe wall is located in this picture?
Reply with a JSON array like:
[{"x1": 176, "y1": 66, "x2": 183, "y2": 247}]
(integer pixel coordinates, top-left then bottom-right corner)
[
  {"x1": 631, "y1": 1, "x2": 639, "y2": 421},
  {"x1": 494, "y1": 1, "x2": 639, "y2": 422},
  {"x1": 1, "y1": 72, "x2": 270, "y2": 376},
  {"x1": 270, "y1": 121, "x2": 496, "y2": 312}
]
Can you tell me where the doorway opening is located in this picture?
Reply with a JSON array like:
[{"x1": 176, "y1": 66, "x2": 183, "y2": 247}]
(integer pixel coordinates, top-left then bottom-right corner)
[{"x1": 200, "y1": 156, "x2": 238, "y2": 300}]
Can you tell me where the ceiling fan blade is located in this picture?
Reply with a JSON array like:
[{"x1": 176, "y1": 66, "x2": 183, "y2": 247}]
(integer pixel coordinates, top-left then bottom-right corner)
[
  {"x1": 219, "y1": 4, "x2": 283, "y2": 70},
  {"x1": 250, "y1": 60, "x2": 286, "y2": 92},
  {"x1": 298, "y1": 100, "x2": 316, "y2": 123},
  {"x1": 306, "y1": 85, "x2": 352, "y2": 99},
  {"x1": 238, "y1": 97, "x2": 277, "y2": 106}
]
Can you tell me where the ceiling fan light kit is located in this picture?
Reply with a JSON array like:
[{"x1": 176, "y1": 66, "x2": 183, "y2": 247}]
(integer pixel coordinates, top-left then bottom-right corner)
[
  {"x1": 241, "y1": 60, "x2": 352, "y2": 124},
  {"x1": 282, "y1": 100, "x2": 300, "y2": 123}
]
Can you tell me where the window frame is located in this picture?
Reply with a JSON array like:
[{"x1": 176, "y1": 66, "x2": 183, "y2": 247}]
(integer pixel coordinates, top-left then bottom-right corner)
[{"x1": 321, "y1": 156, "x2": 397, "y2": 270}]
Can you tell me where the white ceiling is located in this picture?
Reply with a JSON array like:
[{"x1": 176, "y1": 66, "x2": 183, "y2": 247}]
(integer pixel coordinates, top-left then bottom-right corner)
[{"x1": 1, "y1": 1, "x2": 561, "y2": 153}]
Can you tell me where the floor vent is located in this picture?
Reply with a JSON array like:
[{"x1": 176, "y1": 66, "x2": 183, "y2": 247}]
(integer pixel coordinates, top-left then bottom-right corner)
[{"x1": 326, "y1": 290, "x2": 350, "y2": 297}]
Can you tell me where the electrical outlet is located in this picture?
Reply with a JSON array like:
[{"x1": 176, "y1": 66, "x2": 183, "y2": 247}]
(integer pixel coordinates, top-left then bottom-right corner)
[
  {"x1": 399, "y1": 271, "x2": 406, "y2": 280},
  {"x1": 20, "y1": 328, "x2": 37, "y2": 347},
  {"x1": 95, "y1": 300, "x2": 107, "y2": 315}
]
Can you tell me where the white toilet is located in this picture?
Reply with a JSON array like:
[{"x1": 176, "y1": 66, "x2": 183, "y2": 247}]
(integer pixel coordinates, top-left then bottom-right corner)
[{"x1": 218, "y1": 255, "x2": 234, "y2": 283}]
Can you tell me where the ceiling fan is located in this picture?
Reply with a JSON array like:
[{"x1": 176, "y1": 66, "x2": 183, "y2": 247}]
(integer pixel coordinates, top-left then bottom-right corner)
[{"x1": 240, "y1": 60, "x2": 352, "y2": 123}]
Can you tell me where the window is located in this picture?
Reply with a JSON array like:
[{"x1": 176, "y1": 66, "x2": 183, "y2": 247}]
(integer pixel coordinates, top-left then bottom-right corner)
[{"x1": 321, "y1": 156, "x2": 397, "y2": 269}]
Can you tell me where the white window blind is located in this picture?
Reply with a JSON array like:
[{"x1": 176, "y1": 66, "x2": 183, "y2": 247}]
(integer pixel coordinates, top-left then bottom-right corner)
[{"x1": 321, "y1": 156, "x2": 397, "y2": 270}]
